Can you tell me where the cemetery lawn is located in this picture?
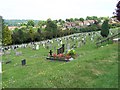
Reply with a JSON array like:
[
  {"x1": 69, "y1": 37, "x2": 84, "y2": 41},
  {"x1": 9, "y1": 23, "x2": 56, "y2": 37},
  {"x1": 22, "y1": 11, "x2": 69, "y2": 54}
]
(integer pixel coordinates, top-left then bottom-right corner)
[{"x1": 2, "y1": 42, "x2": 118, "y2": 88}]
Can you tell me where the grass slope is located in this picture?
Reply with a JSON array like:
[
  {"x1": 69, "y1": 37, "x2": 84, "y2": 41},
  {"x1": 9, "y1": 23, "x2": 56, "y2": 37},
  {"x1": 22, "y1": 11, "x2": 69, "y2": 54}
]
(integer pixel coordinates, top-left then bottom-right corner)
[
  {"x1": 2, "y1": 43, "x2": 118, "y2": 88},
  {"x1": 2, "y1": 29, "x2": 119, "y2": 88}
]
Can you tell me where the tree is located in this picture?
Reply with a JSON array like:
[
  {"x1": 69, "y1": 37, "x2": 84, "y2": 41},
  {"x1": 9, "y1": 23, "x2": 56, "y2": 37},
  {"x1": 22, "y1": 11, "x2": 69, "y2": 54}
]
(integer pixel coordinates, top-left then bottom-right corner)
[
  {"x1": 69, "y1": 18, "x2": 74, "y2": 22},
  {"x1": 29, "y1": 28, "x2": 35, "y2": 41},
  {"x1": 37, "y1": 20, "x2": 46, "y2": 30},
  {"x1": 58, "y1": 19, "x2": 62, "y2": 22},
  {"x1": 115, "y1": 1, "x2": 120, "y2": 21},
  {"x1": 27, "y1": 20, "x2": 34, "y2": 27},
  {"x1": 12, "y1": 30, "x2": 21, "y2": 44},
  {"x1": 74, "y1": 18, "x2": 79, "y2": 21},
  {"x1": 2, "y1": 26, "x2": 12, "y2": 45},
  {"x1": 79, "y1": 18, "x2": 84, "y2": 25},
  {"x1": 66, "y1": 19, "x2": 70, "y2": 22},
  {"x1": 45, "y1": 19, "x2": 57, "y2": 38},
  {"x1": 86, "y1": 16, "x2": 92, "y2": 20},
  {"x1": 37, "y1": 28, "x2": 41, "y2": 34},
  {"x1": 100, "y1": 20, "x2": 109, "y2": 37},
  {"x1": 0, "y1": 16, "x2": 3, "y2": 41},
  {"x1": 34, "y1": 32, "x2": 41, "y2": 41}
]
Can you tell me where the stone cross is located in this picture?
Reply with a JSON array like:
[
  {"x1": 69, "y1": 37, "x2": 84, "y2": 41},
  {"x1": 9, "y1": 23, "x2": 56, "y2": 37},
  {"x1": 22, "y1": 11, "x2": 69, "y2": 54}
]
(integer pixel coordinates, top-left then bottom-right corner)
[{"x1": 49, "y1": 50, "x2": 53, "y2": 56}]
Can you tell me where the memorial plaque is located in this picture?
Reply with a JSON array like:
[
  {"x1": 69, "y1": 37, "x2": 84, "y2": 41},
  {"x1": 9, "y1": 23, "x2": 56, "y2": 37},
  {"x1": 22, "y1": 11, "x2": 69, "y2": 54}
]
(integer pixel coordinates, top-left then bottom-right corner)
[{"x1": 22, "y1": 59, "x2": 26, "y2": 66}]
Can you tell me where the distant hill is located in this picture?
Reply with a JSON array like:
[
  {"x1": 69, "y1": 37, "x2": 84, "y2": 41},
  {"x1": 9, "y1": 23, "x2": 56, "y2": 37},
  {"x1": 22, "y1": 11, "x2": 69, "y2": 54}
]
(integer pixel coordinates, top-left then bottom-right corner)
[{"x1": 4, "y1": 19, "x2": 39, "y2": 26}]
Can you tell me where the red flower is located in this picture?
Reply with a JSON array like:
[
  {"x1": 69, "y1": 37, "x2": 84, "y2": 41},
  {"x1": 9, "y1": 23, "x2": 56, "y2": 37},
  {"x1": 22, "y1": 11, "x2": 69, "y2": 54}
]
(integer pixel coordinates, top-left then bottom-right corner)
[
  {"x1": 65, "y1": 55, "x2": 71, "y2": 60},
  {"x1": 58, "y1": 53, "x2": 64, "y2": 57},
  {"x1": 53, "y1": 53, "x2": 57, "y2": 58}
]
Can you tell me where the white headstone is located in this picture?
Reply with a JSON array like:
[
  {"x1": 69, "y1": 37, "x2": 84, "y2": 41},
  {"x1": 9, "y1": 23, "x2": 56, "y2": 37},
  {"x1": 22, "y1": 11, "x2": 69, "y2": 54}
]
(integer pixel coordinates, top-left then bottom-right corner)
[
  {"x1": 51, "y1": 40, "x2": 53, "y2": 43},
  {"x1": 91, "y1": 37, "x2": 93, "y2": 41},
  {"x1": 43, "y1": 43, "x2": 45, "y2": 48},
  {"x1": 60, "y1": 41, "x2": 63, "y2": 45},
  {"x1": 67, "y1": 43, "x2": 70, "y2": 50},
  {"x1": 36, "y1": 45, "x2": 39, "y2": 50},
  {"x1": 78, "y1": 42, "x2": 81, "y2": 48},
  {"x1": 82, "y1": 38, "x2": 84, "y2": 41}
]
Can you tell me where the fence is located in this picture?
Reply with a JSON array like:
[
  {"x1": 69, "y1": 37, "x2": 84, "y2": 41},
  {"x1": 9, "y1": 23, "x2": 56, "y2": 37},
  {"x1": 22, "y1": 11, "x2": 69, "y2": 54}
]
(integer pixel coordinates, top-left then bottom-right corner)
[{"x1": 96, "y1": 32, "x2": 120, "y2": 47}]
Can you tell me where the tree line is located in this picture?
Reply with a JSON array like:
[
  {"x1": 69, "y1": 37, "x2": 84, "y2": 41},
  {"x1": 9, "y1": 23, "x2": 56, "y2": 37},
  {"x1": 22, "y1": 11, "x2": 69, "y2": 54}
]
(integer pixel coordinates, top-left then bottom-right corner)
[{"x1": 2, "y1": 16, "x2": 117, "y2": 46}]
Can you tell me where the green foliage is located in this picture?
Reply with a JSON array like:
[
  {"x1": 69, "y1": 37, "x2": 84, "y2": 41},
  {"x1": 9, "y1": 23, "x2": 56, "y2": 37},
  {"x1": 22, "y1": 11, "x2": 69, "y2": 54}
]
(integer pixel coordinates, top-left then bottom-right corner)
[
  {"x1": 115, "y1": 1, "x2": 120, "y2": 21},
  {"x1": 45, "y1": 19, "x2": 58, "y2": 38},
  {"x1": 29, "y1": 28, "x2": 35, "y2": 41},
  {"x1": 74, "y1": 18, "x2": 79, "y2": 21},
  {"x1": 0, "y1": 16, "x2": 2, "y2": 41},
  {"x1": 79, "y1": 24, "x2": 100, "y2": 33},
  {"x1": 109, "y1": 23, "x2": 120, "y2": 28},
  {"x1": 101, "y1": 20, "x2": 109, "y2": 37},
  {"x1": 37, "y1": 28, "x2": 41, "y2": 34},
  {"x1": 34, "y1": 32, "x2": 41, "y2": 41},
  {"x1": 27, "y1": 20, "x2": 34, "y2": 27},
  {"x1": 67, "y1": 49, "x2": 76, "y2": 56},
  {"x1": 86, "y1": 16, "x2": 93, "y2": 20},
  {"x1": 37, "y1": 20, "x2": 46, "y2": 28},
  {"x1": 2, "y1": 26, "x2": 12, "y2": 45},
  {"x1": 79, "y1": 18, "x2": 84, "y2": 22},
  {"x1": 1, "y1": 17, "x2": 113, "y2": 45}
]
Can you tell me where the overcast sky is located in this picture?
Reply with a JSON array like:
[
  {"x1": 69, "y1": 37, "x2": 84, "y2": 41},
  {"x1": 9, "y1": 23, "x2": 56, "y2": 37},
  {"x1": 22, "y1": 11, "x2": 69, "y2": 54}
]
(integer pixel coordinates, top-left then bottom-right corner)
[{"x1": 0, "y1": 0, "x2": 118, "y2": 20}]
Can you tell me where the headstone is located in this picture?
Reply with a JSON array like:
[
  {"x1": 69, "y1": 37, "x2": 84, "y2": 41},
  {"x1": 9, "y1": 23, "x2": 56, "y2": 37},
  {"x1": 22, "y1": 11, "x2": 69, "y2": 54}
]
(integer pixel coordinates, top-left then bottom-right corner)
[
  {"x1": 51, "y1": 40, "x2": 53, "y2": 43},
  {"x1": 36, "y1": 44, "x2": 39, "y2": 50},
  {"x1": 16, "y1": 51, "x2": 22, "y2": 56},
  {"x1": 78, "y1": 42, "x2": 81, "y2": 48},
  {"x1": 43, "y1": 43, "x2": 45, "y2": 48},
  {"x1": 5, "y1": 51, "x2": 10, "y2": 55},
  {"x1": 67, "y1": 43, "x2": 70, "y2": 50},
  {"x1": 49, "y1": 43, "x2": 52, "y2": 49},
  {"x1": 54, "y1": 46, "x2": 56, "y2": 51},
  {"x1": 62, "y1": 44, "x2": 65, "y2": 52},
  {"x1": 21, "y1": 59, "x2": 26, "y2": 66},
  {"x1": 72, "y1": 44, "x2": 76, "y2": 49},
  {"x1": 60, "y1": 41, "x2": 63, "y2": 45},
  {"x1": 32, "y1": 46, "x2": 35, "y2": 50},
  {"x1": 46, "y1": 45, "x2": 49, "y2": 49},
  {"x1": 49, "y1": 50, "x2": 53, "y2": 56},
  {"x1": 91, "y1": 37, "x2": 93, "y2": 41},
  {"x1": 5, "y1": 60, "x2": 11, "y2": 64},
  {"x1": 57, "y1": 44, "x2": 65, "y2": 55}
]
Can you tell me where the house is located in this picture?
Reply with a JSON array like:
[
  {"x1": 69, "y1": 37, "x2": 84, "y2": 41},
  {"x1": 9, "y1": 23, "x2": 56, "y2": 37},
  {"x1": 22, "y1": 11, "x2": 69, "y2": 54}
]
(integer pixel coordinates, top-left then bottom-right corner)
[{"x1": 8, "y1": 26, "x2": 18, "y2": 30}]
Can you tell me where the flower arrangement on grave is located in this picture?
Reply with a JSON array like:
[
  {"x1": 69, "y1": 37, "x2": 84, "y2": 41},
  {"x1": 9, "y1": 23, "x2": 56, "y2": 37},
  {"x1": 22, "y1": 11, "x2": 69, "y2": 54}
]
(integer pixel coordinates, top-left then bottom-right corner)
[
  {"x1": 53, "y1": 53, "x2": 57, "y2": 58},
  {"x1": 65, "y1": 55, "x2": 71, "y2": 60},
  {"x1": 58, "y1": 53, "x2": 64, "y2": 57},
  {"x1": 53, "y1": 53, "x2": 65, "y2": 59},
  {"x1": 67, "y1": 49, "x2": 76, "y2": 58},
  {"x1": 47, "y1": 46, "x2": 77, "y2": 61}
]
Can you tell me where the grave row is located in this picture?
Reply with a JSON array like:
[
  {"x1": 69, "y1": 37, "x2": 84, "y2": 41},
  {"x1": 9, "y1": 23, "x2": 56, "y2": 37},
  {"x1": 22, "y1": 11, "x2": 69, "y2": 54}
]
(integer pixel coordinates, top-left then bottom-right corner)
[{"x1": 0, "y1": 30, "x2": 116, "y2": 55}]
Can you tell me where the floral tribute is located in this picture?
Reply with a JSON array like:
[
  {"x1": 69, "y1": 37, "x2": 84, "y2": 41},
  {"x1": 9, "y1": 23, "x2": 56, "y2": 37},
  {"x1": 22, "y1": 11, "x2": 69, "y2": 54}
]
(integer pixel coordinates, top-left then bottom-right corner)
[{"x1": 47, "y1": 49, "x2": 77, "y2": 62}]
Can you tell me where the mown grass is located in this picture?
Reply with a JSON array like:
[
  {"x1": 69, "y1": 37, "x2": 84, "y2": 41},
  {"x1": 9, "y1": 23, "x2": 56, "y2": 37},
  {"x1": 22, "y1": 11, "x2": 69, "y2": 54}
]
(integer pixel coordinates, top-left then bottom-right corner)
[{"x1": 2, "y1": 29, "x2": 119, "y2": 88}]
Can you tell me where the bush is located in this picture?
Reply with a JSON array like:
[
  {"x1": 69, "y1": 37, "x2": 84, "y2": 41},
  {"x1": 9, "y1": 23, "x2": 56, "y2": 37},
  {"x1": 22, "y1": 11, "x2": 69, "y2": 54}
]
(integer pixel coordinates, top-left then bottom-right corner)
[{"x1": 101, "y1": 20, "x2": 109, "y2": 37}]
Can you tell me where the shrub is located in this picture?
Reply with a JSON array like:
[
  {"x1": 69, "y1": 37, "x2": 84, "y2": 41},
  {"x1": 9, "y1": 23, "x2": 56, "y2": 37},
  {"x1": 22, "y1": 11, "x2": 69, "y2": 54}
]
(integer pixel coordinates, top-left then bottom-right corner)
[{"x1": 101, "y1": 20, "x2": 109, "y2": 37}]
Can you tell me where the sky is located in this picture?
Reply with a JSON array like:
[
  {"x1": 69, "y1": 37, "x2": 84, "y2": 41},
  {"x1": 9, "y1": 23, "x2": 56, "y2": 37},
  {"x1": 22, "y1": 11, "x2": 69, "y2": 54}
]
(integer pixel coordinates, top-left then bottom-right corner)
[{"x1": 0, "y1": 0, "x2": 118, "y2": 20}]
